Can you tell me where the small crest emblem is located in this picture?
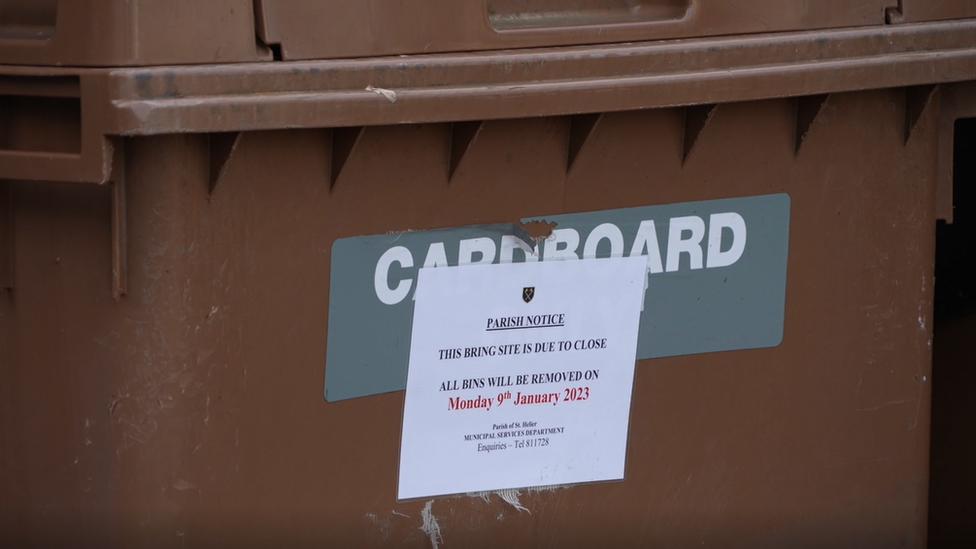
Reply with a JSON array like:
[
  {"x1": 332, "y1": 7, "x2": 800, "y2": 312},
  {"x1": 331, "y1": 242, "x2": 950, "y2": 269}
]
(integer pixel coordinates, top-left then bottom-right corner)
[{"x1": 522, "y1": 287, "x2": 535, "y2": 303}]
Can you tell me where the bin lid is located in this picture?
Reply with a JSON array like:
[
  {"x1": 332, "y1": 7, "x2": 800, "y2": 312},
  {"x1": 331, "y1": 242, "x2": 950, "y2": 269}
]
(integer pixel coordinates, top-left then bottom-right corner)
[
  {"x1": 0, "y1": 0, "x2": 270, "y2": 67},
  {"x1": 254, "y1": 0, "x2": 975, "y2": 61},
  {"x1": 0, "y1": 1, "x2": 973, "y2": 67}
]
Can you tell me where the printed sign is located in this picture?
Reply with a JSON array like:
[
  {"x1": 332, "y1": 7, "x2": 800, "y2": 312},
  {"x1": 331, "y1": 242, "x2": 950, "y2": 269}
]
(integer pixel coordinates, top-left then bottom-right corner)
[
  {"x1": 398, "y1": 257, "x2": 647, "y2": 500},
  {"x1": 326, "y1": 193, "x2": 791, "y2": 402}
]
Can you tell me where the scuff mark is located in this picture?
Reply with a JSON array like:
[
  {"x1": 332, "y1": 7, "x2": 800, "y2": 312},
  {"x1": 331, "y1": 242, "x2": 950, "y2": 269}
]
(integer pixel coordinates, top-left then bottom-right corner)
[
  {"x1": 912, "y1": 274, "x2": 929, "y2": 430},
  {"x1": 364, "y1": 513, "x2": 392, "y2": 543},
  {"x1": 173, "y1": 479, "x2": 196, "y2": 491},
  {"x1": 108, "y1": 396, "x2": 123, "y2": 418},
  {"x1": 855, "y1": 398, "x2": 917, "y2": 412},
  {"x1": 366, "y1": 85, "x2": 397, "y2": 103},
  {"x1": 129, "y1": 102, "x2": 153, "y2": 123},
  {"x1": 722, "y1": 0, "x2": 772, "y2": 30},
  {"x1": 204, "y1": 394, "x2": 210, "y2": 426},
  {"x1": 196, "y1": 347, "x2": 214, "y2": 365},
  {"x1": 420, "y1": 500, "x2": 443, "y2": 549}
]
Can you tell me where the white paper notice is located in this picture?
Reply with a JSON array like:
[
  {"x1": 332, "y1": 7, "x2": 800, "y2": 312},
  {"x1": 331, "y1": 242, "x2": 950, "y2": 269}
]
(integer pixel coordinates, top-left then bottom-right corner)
[{"x1": 397, "y1": 256, "x2": 647, "y2": 500}]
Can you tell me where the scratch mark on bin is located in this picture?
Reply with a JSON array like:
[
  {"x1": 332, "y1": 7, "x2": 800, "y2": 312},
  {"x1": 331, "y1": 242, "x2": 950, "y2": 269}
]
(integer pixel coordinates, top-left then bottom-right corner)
[
  {"x1": 855, "y1": 398, "x2": 917, "y2": 412},
  {"x1": 722, "y1": 1, "x2": 771, "y2": 30},
  {"x1": 173, "y1": 479, "x2": 196, "y2": 491}
]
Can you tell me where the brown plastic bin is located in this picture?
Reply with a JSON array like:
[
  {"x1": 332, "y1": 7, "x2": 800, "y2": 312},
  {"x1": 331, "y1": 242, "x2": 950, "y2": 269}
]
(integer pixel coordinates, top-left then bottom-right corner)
[{"x1": 3, "y1": 7, "x2": 976, "y2": 549}]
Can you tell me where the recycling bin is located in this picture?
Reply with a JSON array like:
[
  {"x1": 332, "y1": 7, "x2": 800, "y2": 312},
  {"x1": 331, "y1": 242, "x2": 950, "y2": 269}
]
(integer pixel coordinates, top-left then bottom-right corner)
[{"x1": 2, "y1": 2, "x2": 976, "y2": 547}]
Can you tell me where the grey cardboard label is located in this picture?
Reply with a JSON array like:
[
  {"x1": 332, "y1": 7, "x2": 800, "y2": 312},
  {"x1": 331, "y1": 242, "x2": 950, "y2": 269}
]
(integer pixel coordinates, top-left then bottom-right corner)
[{"x1": 325, "y1": 194, "x2": 790, "y2": 402}]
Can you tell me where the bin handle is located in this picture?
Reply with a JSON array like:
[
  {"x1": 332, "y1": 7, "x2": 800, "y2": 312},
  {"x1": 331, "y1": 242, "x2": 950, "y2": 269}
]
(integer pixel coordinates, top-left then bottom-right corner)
[
  {"x1": 0, "y1": 0, "x2": 82, "y2": 52},
  {"x1": 485, "y1": 0, "x2": 693, "y2": 31},
  {"x1": 0, "y1": 74, "x2": 113, "y2": 184}
]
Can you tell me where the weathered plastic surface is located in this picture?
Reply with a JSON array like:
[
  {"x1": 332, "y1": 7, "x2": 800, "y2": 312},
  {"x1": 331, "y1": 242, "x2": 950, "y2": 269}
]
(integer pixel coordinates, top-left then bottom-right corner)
[
  {"x1": 0, "y1": 83, "x2": 944, "y2": 546},
  {"x1": 0, "y1": 0, "x2": 269, "y2": 66},
  {"x1": 1, "y1": 6, "x2": 975, "y2": 548}
]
